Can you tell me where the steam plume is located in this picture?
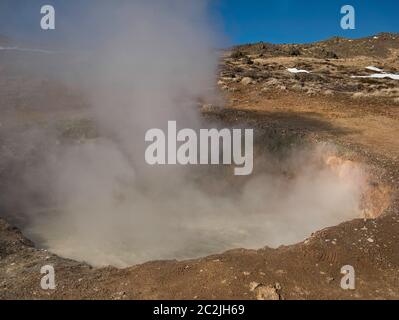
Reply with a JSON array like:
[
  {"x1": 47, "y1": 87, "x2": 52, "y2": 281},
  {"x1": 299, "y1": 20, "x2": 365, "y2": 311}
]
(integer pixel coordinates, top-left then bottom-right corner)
[{"x1": 1, "y1": 1, "x2": 366, "y2": 267}]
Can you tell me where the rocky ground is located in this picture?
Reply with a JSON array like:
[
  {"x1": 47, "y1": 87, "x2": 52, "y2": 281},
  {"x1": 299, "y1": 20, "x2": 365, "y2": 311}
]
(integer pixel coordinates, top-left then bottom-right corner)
[{"x1": 1, "y1": 33, "x2": 399, "y2": 300}]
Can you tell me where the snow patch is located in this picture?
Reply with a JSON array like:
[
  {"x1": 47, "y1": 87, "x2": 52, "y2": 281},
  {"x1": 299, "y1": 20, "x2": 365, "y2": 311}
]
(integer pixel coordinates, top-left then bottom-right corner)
[
  {"x1": 365, "y1": 66, "x2": 384, "y2": 72},
  {"x1": 287, "y1": 68, "x2": 310, "y2": 74},
  {"x1": 351, "y1": 73, "x2": 399, "y2": 80},
  {"x1": 351, "y1": 66, "x2": 399, "y2": 80}
]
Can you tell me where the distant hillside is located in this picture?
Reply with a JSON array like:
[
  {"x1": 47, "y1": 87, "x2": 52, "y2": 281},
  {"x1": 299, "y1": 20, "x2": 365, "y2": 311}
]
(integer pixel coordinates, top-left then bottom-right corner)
[{"x1": 231, "y1": 32, "x2": 399, "y2": 59}]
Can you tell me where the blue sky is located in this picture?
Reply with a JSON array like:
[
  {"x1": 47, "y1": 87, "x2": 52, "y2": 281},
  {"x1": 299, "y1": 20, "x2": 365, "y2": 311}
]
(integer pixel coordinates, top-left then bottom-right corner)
[
  {"x1": 214, "y1": 0, "x2": 399, "y2": 44},
  {"x1": 0, "y1": 0, "x2": 398, "y2": 45}
]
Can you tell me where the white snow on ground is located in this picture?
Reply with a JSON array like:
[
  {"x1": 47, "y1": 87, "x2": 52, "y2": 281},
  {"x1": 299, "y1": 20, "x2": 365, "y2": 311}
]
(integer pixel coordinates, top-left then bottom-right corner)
[
  {"x1": 366, "y1": 66, "x2": 384, "y2": 72},
  {"x1": 287, "y1": 68, "x2": 310, "y2": 74},
  {"x1": 285, "y1": 65, "x2": 398, "y2": 80},
  {"x1": 351, "y1": 66, "x2": 399, "y2": 80},
  {"x1": 351, "y1": 73, "x2": 399, "y2": 80},
  {"x1": 0, "y1": 46, "x2": 53, "y2": 54}
]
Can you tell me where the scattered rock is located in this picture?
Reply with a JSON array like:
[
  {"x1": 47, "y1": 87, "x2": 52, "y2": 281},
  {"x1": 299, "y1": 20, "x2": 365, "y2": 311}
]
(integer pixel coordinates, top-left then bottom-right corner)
[
  {"x1": 288, "y1": 47, "x2": 301, "y2": 56},
  {"x1": 241, "y1": 77, "x2": 253, "y2": 85},
  {"x1": 254, "y1": 283, "x2": 282, "y2": 300},
  {"x1": 201, "y1": 104, "x2": 218, "y2": 113},
  {"x1": 249, "y1": 281, "x2": 260, "y2": 291},
  {"x1": 265, "y1": 78, "x2": 279, "y2": 86},
  {"x1": 326, "y1": 277, "x2": 335, "y2": 283},
  {"x1": 325, "y1": 51, "x2": 338, "y2": 59},
  {"x1": 243, "y1": 57, "x2": 253, "y2": 65},
  {"x1": 253, "y1": 58, "x2": 269, "y2": 66},
  {"x1": 230, "y1": 50, "x2": 244, "y2": 59},
  {"x1": 323, "y1": 89, "x2": 334, "y2": 96}
]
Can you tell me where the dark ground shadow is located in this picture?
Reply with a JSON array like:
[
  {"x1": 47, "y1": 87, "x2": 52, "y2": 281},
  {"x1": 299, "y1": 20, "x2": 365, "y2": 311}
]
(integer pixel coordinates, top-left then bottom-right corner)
[{"x1": 203, "y1": 107, "x2": 358, "y2": 137}]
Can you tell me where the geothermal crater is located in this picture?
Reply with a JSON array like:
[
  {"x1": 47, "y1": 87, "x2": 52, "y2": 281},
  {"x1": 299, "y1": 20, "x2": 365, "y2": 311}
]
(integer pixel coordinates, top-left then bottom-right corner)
[{"x1": 14, "y1": 118, "x2": 389, "y2": 268}]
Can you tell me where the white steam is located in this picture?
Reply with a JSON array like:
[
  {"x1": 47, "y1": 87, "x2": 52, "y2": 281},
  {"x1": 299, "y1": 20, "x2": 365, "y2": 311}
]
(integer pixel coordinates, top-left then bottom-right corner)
[{"x1": 6, "y1": 1, "x2": 367, "y2": 267}]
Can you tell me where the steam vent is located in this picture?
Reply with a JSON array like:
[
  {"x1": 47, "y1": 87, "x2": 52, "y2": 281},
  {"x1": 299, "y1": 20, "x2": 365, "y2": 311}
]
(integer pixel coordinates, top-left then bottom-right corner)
[{"x1": 0, "y1": 0, "x2": 399, "y2": 303}]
